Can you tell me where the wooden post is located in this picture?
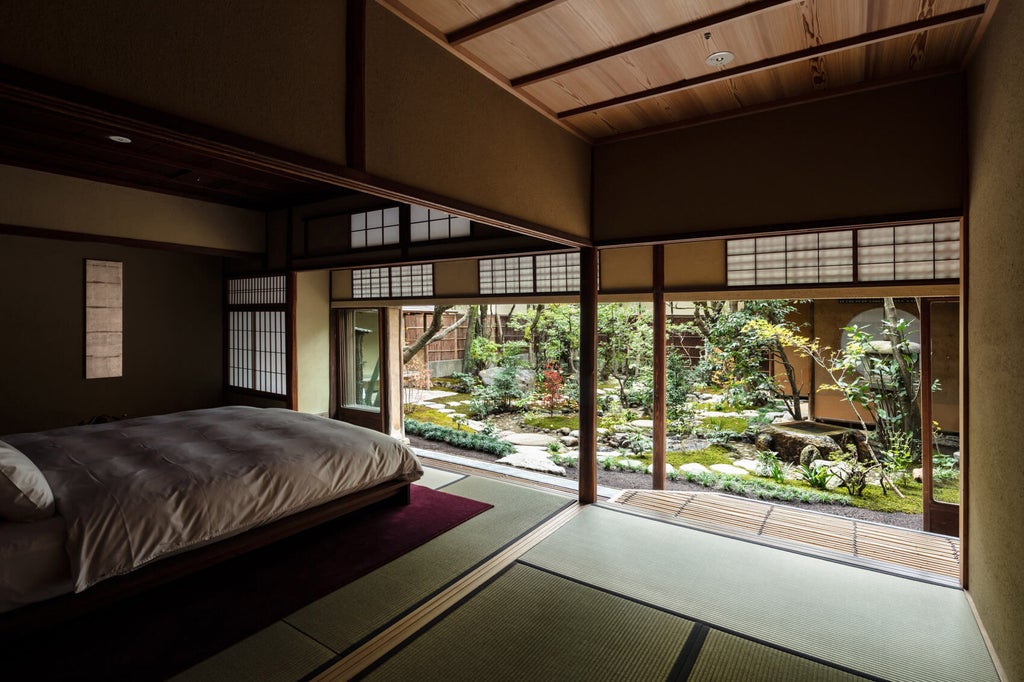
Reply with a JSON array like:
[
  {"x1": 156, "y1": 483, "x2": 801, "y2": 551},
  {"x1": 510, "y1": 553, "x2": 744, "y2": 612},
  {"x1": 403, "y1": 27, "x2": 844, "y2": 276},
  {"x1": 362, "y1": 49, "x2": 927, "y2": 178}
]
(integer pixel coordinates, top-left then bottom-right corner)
[
  {"x1": 652, "y1": 246, "x2": 667, "y2": 489},
  {"x1": 578, "y1": 247, "x2": 599, "y2": 504}
]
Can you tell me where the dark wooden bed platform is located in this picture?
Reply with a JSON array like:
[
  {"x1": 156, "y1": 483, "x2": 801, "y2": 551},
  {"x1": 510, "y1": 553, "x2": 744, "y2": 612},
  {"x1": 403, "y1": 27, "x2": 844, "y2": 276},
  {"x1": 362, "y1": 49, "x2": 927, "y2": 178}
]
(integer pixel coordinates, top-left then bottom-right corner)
[{"x1": 0, "y1": 478, "x2": 411, "y2": 635}]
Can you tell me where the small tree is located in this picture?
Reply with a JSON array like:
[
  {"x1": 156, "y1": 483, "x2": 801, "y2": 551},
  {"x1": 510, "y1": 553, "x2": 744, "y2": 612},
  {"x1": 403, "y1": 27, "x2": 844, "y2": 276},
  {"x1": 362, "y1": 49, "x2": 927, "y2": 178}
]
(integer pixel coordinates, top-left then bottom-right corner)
[{"x1": 540, "y1": 362, "x2": 565, "y2": 415}]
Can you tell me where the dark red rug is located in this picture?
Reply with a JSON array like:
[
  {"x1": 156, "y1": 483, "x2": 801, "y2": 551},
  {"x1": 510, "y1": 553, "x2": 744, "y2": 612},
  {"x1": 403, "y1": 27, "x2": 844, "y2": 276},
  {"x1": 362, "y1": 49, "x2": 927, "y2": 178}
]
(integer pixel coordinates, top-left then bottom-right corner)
[{"x1": 1, "y1": 484, "x2": 491, "y2": 681}]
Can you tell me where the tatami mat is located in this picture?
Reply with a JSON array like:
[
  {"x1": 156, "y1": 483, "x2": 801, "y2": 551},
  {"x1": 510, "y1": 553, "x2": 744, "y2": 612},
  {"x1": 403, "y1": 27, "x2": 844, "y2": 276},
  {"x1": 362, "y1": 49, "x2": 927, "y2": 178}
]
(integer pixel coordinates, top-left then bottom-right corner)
[
  {"x1": 414, "y1": 466, "x2": 466, "y2": 490},
  {"x1": 171, "y1": 622, "x2": 334, "y2": 682},
  {"x1": 360, "y1": 563, "x2": 695, "y2": 681},
  {"x1": 688, "y1": 629, "x2": 870, "y2": 682},
  {"x1": 521, "y1": 505, "x2": 998, "y2": 682},
  {"x1": 610, "y1": 490, "x2": 961, "y2": 581},
  {"x1": 285, "y1": 477, "x2": 572, "y2": 654}
]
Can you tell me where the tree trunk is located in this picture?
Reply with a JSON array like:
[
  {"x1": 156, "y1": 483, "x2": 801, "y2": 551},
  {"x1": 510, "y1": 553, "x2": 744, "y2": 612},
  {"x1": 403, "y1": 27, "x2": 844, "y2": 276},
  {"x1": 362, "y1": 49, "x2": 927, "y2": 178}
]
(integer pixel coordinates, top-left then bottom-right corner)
[
  {"x1": 774, "y1": 340, "x2": 803, "y2": 420},
  {"x1": 462, "y1": 305, "x2": 480, "y2": 373},
  {"x1": 883, "y1": 297, "x2": 921, "y2": 443}
]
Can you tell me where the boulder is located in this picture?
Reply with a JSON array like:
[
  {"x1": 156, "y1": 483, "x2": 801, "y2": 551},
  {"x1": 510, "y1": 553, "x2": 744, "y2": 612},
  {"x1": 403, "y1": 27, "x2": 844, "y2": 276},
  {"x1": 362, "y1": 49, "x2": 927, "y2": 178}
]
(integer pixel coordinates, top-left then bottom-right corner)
[
  {"x1": 757, "y1": 423, "x2": 846, "y2": 463},
  {"x1": 560, "y1": 435, "x2": 579, "y2": 447},
  {"x1": 799, "y1": 445, "x2": 821, "y2": 467},
  {"x1": 479, "y1": 367, "x2": 535, "y2": 392},
  {"x1": 497, "y1": 449, "x2": 566, "y2": 476}
]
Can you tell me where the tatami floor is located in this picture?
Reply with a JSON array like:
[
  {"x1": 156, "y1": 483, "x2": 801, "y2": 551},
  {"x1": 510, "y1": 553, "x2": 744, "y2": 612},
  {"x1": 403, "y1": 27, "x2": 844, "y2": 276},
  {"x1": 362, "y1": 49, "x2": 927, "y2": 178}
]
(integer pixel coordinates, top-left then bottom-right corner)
[{"x1": 173, "y1": 465, "x2": 996, "y2": 682}]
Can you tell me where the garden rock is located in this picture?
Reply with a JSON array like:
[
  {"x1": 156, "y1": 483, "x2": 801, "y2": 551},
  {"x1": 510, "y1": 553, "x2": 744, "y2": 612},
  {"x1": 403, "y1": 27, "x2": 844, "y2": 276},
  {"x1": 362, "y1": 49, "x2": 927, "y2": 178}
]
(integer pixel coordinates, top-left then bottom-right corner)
[
  {"x1": 497, "y1": 448, "x2": 566, "y2": 476},
  {"x1": 560, "y1": 435, "x2": 579, "y2": 447},
  {"x1": 799, "y1": 445, "x2": 821, "y2": 467},
  {"x1": 646, "y1": 463, "x2": 676, "y2": 475},
  {"x1": 913, "y1": 467, "x2": 923, "y2": 482},
  {"x1": 630, "y1": 419, "x2": 655, "y2": 429},
  {"x1": 758, "y1": 423, "x2": 844, "y2": 463},
  {"x1": 680, "y1": 462, "x2": 709, "y2": 474},
  {"x1": 479, "y1": 367, "x2": 535, "y2": 392},
  {"x1": 732, "y1": 459, "x2": 759, "y2": 473},
  {"x1": 502, "y1": 432, "x2": 557, "y2": 446},
  {"x1": 710, "y1": 463, "x2": 749, "y2": 476}
]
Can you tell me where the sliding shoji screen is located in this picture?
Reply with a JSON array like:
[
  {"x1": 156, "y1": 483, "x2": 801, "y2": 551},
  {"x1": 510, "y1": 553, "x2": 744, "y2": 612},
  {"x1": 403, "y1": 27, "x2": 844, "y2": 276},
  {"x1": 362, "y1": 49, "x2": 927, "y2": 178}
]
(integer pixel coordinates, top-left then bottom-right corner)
[{"x1": 226, "y1": 275, "x2": 288, "y2": 396}]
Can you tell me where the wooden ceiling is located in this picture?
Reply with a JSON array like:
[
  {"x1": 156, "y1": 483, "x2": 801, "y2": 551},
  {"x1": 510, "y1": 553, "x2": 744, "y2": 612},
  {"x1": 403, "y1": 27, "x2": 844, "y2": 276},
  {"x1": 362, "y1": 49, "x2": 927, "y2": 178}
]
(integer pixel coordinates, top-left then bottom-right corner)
[{"x1": 380, "y1": 0, "x2": 993, "y2": 142}]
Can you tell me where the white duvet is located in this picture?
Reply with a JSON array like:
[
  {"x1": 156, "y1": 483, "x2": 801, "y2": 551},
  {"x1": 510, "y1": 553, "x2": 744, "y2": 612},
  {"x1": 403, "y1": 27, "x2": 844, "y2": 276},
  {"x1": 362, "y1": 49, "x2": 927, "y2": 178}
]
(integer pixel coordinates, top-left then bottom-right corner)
[{"x1": 3, "y1": 407, "x2": 422, "y2": 592}]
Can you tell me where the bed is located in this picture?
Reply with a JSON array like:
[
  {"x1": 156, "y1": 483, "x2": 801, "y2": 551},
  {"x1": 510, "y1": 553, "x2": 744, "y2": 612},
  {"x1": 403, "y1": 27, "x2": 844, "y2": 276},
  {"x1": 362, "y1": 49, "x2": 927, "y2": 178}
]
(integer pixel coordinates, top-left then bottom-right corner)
[{"x1": 0, "y1": 405, "x2": 423, "y2": 623}]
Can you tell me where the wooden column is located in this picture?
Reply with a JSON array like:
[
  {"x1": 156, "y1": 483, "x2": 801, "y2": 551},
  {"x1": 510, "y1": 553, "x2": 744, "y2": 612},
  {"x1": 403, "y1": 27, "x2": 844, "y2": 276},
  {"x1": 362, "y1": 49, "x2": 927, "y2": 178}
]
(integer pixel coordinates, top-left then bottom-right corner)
[
  {"x1": 652, "y1": 246, "x2": 667, "y2": 489},
  {"x1": 384, "y1": 307, "x2": 406, "y2": 440},
  {"x1": 578, "y1": 247, "x2": 599, "y2": 504}
]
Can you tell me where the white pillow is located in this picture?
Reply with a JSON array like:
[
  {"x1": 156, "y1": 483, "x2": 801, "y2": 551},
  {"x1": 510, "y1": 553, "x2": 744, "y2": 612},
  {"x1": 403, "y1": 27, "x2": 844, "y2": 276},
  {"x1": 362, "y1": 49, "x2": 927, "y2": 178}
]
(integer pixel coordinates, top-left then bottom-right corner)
[{"x1": 0, "y1": 440, "x2": 55, "y2": 522}]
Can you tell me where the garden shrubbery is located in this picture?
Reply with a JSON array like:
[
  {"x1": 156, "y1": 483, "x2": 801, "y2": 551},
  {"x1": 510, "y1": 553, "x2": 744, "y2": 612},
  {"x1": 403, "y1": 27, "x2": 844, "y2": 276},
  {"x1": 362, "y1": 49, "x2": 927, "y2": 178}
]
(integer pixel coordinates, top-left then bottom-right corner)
[{"x1": 405, "y1": 419, "x2": 515, "y2": 456}]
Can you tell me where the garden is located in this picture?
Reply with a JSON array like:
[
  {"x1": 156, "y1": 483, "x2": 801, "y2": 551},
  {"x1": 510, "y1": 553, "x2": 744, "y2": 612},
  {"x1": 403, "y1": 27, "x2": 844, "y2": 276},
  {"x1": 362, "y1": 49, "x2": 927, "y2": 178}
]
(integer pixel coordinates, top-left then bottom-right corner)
[{"x1": 402, "y1": 299, "x2": 960, "y2": 526}]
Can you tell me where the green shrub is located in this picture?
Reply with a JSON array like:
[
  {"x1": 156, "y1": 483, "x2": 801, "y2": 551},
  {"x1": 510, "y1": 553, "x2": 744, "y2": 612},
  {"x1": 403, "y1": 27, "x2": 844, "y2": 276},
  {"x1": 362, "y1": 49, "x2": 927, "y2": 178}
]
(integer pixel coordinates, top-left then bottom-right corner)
[
  {"x1": 676, "y1": 470, "x2": 848, "y2": 506},
  {"x1": 404, "y1": 419, "x2": 515, "y2": 457}
]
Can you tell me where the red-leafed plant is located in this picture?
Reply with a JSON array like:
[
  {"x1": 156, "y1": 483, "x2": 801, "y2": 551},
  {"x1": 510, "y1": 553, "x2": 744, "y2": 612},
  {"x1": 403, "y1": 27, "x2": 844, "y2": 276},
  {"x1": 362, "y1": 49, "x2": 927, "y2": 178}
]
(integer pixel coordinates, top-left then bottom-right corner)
[{"x1": 540, "y1": 363, "x2": 565, "y2": 415}]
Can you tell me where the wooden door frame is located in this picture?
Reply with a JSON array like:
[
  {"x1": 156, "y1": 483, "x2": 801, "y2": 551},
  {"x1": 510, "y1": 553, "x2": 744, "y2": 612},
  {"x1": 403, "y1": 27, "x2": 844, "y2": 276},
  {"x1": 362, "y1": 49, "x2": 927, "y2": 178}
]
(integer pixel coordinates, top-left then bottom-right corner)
[{"x1": 921, "y1": 296, "x2": 961, "y2": 537}]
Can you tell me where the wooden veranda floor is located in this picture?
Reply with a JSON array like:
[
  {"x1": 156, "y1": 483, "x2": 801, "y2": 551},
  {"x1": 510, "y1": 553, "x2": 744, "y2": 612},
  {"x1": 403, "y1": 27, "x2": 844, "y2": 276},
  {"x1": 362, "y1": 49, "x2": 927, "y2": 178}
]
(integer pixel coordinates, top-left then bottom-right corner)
[{"x1": 609, "y1": 490, "x2": 961, "y2": 583}]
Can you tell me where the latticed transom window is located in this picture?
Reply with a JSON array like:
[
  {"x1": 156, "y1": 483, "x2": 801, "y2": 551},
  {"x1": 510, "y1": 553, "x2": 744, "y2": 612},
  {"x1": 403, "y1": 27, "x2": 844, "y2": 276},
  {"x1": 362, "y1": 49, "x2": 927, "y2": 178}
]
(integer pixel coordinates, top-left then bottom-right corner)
[
  {"x1": 479, "y1": 253, "x2": 581, "y2": 294},
  {"x1": 727, "y1": 222, "x2": 959, "y2": 286},
  {"x1": 352, "y1": 264, "x2": 434, "y2": 299},
  {"x1": 226, "y1": 275, "x2": 287, "y2": 396},
  {"x1": 351, "y1": 207, "x2": 400, "y2": 248},
  {"x1": 410, "y1": 205, "x2": 472, "y2": 242}
]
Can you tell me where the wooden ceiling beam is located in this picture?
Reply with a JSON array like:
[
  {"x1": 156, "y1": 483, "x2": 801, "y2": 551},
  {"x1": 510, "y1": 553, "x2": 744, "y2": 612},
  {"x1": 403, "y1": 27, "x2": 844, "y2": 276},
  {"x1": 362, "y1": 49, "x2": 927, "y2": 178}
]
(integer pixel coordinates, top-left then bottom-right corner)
[
  {"x1": 446, "y1": 0, "x2": 570, "y2": 46},
  {"x1": 511, "y1": 0, "x2": 800, "y2": 88},
  {"x1": 558, "y1": 5, "x2": 985, "y2": 119}
]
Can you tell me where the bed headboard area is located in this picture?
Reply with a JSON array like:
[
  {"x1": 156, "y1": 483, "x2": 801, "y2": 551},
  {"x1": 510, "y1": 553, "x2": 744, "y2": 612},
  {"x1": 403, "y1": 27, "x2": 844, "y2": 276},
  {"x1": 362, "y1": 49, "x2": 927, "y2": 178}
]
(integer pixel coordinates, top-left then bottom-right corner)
[{"x1": 0, "y1": 232, "x2": 225, "y2": 434}]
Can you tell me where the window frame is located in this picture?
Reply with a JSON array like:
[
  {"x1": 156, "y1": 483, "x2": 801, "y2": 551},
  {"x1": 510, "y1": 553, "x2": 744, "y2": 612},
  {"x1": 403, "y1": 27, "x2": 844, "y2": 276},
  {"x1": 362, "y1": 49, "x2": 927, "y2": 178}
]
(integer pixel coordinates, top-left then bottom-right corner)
[{"x1": 224, "y1": 274, "x2": 291, "y2": 400}]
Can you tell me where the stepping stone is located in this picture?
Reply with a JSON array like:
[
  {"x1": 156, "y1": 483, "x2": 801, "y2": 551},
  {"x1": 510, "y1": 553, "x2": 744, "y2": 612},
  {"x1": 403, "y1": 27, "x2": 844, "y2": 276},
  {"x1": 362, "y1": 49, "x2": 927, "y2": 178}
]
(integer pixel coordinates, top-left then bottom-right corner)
[
  {"x1": 629, "y1": 419, "x2": 655, "y2": 428},
  {"x1": 732, "y1": 459, "x2": 759, "y2": 473},
  {"x1": 502, "y1": 432, "x2": 557, "y2": 446},
  {"x1": 419, "y1": 402, "x2": 445, "y2": 410},
  {"x1": 679, "y1": 462, "x2": 709, "y2": 474},
  {"x1": 437, "y1": 408, "x2": 457, "y2": 415},
  {"x1": 646, "y1": 463, "x2": 676, "y2": 475},
  {"x1": 465, "y1": 420, "x2": 486, "y2": 431},
  {"x1": 497, "y1": 449, "x2": 566, "y2": 476},
  {"x1": 710, "y1": 463, "x2": 749, "y2": 476}
]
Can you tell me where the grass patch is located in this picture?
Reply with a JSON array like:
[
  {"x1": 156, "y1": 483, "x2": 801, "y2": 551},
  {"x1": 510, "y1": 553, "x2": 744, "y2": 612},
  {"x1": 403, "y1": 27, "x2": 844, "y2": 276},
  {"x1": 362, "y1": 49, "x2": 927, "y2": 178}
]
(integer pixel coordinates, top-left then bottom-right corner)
[
  {"x1": 845, "y1": 481, "x2": 924, "y2": 514},
  {"x1": 666, "y1": 444, "x2": 734, "y2": 468},
  {"x1": 434, "y1": 393, "x2": 474, "y2": 415},
  {"x1": 935, "y1": 478, "x2": 961, "y2": 505},
  {"x1": 523, "y1": 414, "x2": 579, "y2": 431},
  {"x1": 699, "y1": 416, "x2": 749, "y2": 433},
  {"x1": 403, "y1": 405, "x2": 466, "y2": 430}
]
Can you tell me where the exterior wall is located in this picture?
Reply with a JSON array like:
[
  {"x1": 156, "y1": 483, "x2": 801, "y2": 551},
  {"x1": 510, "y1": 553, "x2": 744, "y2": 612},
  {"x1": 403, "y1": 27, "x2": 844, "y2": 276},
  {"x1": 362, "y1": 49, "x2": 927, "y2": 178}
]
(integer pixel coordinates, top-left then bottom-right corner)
[
  {"x1": 0, "y1": 233, "x2": 223, "y2": 434},
  {"x1": 804, "y1": 300, "x2": 959, "y2": 432},
  {"x1": 965, "y1": 0, "x2": 1024, "y2": 677},
  {"x1": 295, "y1": 270, "x2": 331, "y2": 415},
  {"x1": 594, "y1": 76, "x2": 965, "y2": 243},
  {"x1": 0, "y1": 165, "x2": 264, "y2": 254},
  {"x1": 364, "y1": 2, "x2": 591, "y2": 241},
  {"x1": 0, "y1": 0, "x2": 347, "y2": 164}
]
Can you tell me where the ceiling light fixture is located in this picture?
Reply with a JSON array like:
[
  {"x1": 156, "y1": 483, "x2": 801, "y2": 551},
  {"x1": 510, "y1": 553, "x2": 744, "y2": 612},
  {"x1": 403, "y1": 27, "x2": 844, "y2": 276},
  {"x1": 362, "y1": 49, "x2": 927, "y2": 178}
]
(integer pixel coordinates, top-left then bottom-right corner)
[
  {"x1": 705, "y1": 50, "x2": 735, "y2": 67},
  {"x1": 107, "y1": 135, "x2": 132, "y2": 144}
]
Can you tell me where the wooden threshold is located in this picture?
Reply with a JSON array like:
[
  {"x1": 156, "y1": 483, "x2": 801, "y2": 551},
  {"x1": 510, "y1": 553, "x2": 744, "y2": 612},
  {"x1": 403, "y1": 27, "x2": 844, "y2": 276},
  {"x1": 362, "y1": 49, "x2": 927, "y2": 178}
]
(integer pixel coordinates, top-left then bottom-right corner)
[{"x1": 609, "y1": 489, "x2": 961, "y2": 583}]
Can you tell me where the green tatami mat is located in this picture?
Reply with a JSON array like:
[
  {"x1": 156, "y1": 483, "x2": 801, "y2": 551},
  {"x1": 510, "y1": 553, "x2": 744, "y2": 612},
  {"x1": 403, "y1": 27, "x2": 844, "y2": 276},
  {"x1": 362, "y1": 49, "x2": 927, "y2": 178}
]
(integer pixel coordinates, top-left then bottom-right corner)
[
  {"x1": 171, "y1": 621, "x2": 333, "y2": 682},
  {"x1": 689, "y1": 629, "x2": 869, "y2": 681},
  {"x1": 415, "y1": 466, "x2": 466, "y2": 490},
  {"x1": 361, "y1": 563, "x2": 695, "y2": 681},
  {"x1": 287, "y1": 476, "x2": 572, "y2": 653},
  {"x1": 522, "y1": 506, "x2": 998, "y2": 682}
]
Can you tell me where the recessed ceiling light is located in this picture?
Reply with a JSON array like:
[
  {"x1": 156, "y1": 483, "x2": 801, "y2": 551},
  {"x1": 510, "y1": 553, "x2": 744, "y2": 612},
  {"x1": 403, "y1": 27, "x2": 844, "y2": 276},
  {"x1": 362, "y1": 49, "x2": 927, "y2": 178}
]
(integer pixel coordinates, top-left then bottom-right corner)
[
  {"x1": 107, "y1": 135, "x2": 132, "y2": 144},
  {"x1": 705, "y1": 51, "x2": 735, "y2": 67}
]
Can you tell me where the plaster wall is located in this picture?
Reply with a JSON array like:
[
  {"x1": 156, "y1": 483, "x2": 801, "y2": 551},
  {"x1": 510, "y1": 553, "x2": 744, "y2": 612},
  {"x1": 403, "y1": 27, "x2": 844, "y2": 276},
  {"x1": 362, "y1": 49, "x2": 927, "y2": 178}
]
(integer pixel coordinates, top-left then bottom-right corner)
[
  {"x1": 965, "y1": 1, "x2": 1024, "y2": 677},
  {"x1": 0, "y1": 0, "x2": 347, "y2": 164},
  {"x1": 0, "y1": 165, "x2": 264, "y2": 253},
  {"x1": 364, "y1": 2, "x2": 591, "y2": 241},
  {"x1": 295, "y1": 271, "x2": 331, "y2": 415},
  {"x1": 0, "y1": 234, "x2": 223, "y2": 434},
  {"x1": 594, "y1": 76, "x2": 965, "y2": 243}
]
